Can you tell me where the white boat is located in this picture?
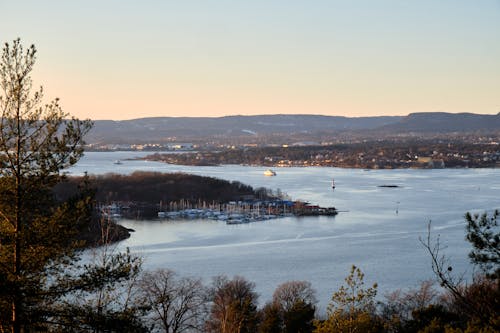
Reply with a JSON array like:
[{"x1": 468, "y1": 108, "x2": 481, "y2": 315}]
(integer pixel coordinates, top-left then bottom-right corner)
[
  {"x1": 264, "y1": 169, "x2": 276, "y2": 176},
  {"x1": 114, "y1": 160, "x2": 123, "y2": 165},
  {"x1": 331, "y1": 178, "x2": 336, "y2": 189}
]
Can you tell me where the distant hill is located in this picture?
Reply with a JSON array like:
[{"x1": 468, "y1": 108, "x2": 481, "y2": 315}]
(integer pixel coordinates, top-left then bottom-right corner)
[
  {"x1": 86, "y1": 114, "x2": 400, "y2": 144},
  {"x1": 85, "y1": 112, "x2": 500, "y2": 144},
  {"x1": 377, "y1": 112, "x2": 500, "y2": 133}
]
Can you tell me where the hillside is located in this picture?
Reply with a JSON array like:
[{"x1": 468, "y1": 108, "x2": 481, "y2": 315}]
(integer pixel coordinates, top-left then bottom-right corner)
[
  {"x1": 377, "y1": 112, "x2": 500, "y2": 133},
  {"x1": 85, "y1": 112, "x2": 500, "y2": 145},
  {"x1": 86, "y1": 114, "x2": 401, "y2": 144}
]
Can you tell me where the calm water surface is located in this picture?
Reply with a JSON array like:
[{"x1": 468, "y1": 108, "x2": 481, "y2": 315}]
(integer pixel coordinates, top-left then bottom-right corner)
[{"x1": 70, "y1": 152, "x2": 500, "y2": 310}]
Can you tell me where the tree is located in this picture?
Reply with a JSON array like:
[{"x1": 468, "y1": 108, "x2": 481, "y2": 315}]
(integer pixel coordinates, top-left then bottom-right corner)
[
  {"x1": 282, "y1": 300, "x2": 316, "y2": 333},
  {"x1": 421, "y1": 217, "x2": 500, "y2": 331},
  {"x1": 380, "y1": 280, "x2": 446, "y2": 332},
  {"x1": 314, "y1": 265, "x2": 382, "y2": 333},
  {"x1": 0, "y1": 37, "x2": 90, "y2": 332},
  {"x1": 265, "y1": 280, "x2": 316, "y2": 333},
  {"x1": 0, "y1": 38, "x2": 143, "y2": 332},
  {"x1": 259, "y1": 302, "x2": 282, "y2": 333},
  {"x1": 138, "y1": 269, "x2": 208, "y2": 332},
  {"x1": 49, "y1": 217, "x2": 146, "y2": 332},
  {"x1": 272, "y1": 280, "x2": 317, "y2": 314},
  {"x1": 206, "y1": 275, "x2": 259, "y2": 333},
  {"x1": 465, "y1": 210, "x2": 499, "y2": 279}
]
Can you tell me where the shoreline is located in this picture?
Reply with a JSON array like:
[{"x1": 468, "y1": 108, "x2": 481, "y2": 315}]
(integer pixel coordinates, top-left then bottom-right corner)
[{"x1": 138, "y1": 157, "x2": 497, "y2": 170}]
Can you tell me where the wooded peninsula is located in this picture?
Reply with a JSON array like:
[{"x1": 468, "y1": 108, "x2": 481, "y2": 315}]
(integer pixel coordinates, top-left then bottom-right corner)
[
  {"x1": 56, "y1": 172, "x2": 336, "y2": 243},
  {"x1": 54, "y1": 172, "x2": 273, "y2": 239}
]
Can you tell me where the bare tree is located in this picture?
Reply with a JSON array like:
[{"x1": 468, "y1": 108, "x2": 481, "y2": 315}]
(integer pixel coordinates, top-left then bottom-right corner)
[
  {"x1": 266, "y1": 280, "x2": 317, "y2": 333},
  {"x1": 272, "y1": 280, "x2": 317, "y2": 313},
  {"x1": 419, "y1": 221, "x2": 496, "y2": 323},
  {"x1": 139, "y1": 269, "x2": 208, "y2": 333},
  {"x1": 206, "y1": 275, "x2": 259, "y2": 333},
  {"x1": 381, "y1": 280, "x2": 438, "y2": 329},
  {"x1": 403, "y1": 280, "x2": 438, "y2": 312}
]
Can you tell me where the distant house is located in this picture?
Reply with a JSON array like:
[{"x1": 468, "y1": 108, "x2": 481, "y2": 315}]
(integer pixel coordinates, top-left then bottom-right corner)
[
  {"x1": 417, "y1": 156, "x2": 445, "y2": 168},
  {"x1": 417, "y1": 156, "x2": 432, "y2": 164}
]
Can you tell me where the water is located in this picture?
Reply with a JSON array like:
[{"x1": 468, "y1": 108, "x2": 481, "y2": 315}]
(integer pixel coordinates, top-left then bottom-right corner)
[{"x1": 70, "y1": 151, "x2": 500, "y2": 310}]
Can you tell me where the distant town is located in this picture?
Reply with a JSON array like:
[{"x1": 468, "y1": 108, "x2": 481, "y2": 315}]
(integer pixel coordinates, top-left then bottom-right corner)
[
  {"x1": 143, "y1": 141, "x2": 499, "y2": 169},
  {"x1": 85, "y1": 138, "x2": 500, "y2": 169},
  {"x1": 83, "y1": 113, "x2": 500, "y2": 169}
]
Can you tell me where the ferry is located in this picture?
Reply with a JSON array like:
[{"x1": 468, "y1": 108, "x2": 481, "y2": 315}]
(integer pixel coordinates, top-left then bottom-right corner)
[{"x1": 264, "y1": 169, "x2": 277, "y2": 176}]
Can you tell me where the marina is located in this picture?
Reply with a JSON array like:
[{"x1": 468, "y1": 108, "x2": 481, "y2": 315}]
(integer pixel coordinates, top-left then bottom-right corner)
[{"x1": 155, "y1": 199, "x2": 337, "y2": 224}]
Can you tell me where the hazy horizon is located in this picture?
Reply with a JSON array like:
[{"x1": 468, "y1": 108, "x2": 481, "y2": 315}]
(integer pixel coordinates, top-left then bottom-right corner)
[{"x1": 1, "y1": 1, "x2": 499, "y2": 120}]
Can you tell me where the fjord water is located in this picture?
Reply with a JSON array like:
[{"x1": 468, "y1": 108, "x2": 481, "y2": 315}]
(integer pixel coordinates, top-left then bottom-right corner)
[{"x1": 70, "y1": 152, "x2": 500, "y2": 309}]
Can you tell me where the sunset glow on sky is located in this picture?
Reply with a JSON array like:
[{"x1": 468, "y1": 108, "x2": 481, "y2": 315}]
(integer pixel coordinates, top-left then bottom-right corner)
[{"x1": 1, "y1": 1, "x2": 499, "y2": 120}]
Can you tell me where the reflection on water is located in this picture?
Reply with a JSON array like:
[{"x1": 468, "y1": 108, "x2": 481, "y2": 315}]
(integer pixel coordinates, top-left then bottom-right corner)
[{"x1": 71, "y1": 152, "x2": 500, "y2": 309}]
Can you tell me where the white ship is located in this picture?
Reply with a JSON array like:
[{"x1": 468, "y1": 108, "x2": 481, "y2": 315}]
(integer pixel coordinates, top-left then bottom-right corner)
[{"x1": 264, "y1": 169, "x2": 277, "y2": 176}]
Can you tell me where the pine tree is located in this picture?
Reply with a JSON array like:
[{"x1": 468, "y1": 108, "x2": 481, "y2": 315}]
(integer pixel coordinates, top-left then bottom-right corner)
[
  {"x1": 0, "y1": 38, "x2": 144, "y2": 332},
  {"x1": 314, "y1": 265, "x2": 382, "y2": 333},
  {"x1": 465, "y1": 210, "x2": 500, "y2": 279}
]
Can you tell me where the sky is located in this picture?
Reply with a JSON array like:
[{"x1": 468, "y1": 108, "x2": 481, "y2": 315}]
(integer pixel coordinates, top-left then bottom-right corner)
[{"x1": 1, "y1": 0, "x2": 499, "y2": 120}]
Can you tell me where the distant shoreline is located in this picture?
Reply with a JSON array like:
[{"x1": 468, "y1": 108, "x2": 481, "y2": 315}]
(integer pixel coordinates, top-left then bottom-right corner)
[
  {"x1": 139, "y1": 153, "x2": 498, "y2": 169},
  {"x1": 141, "y1": 159, "x2": 497, "y2": 169}
]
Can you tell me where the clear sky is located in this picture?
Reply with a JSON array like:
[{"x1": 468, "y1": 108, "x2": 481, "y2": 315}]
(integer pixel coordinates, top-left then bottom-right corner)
[{"x1": 1, "y1": 0, "x2": 499, "y2": 120}]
